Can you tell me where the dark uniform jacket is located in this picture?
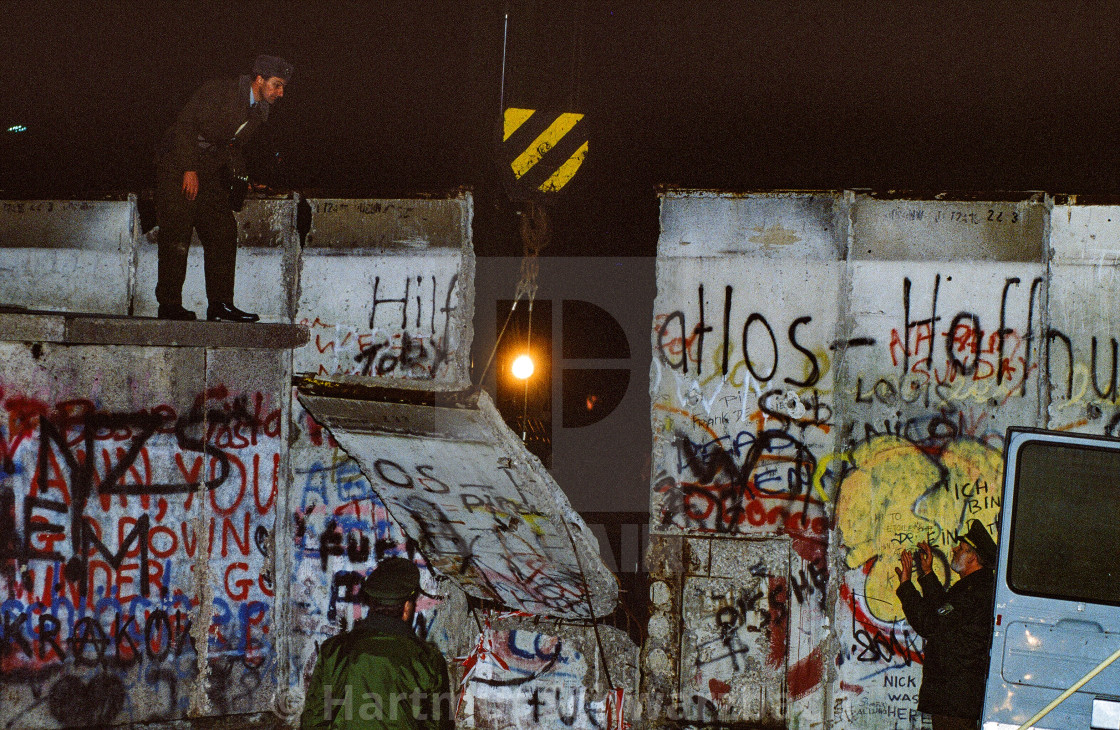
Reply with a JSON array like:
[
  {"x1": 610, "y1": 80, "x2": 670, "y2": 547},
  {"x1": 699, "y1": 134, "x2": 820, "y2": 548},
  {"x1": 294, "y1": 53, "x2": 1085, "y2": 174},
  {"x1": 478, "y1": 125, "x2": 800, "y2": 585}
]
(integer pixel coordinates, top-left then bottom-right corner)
[
  {"x1": 896, "y1": 566, "x2": 996, "y2": 720},
  {"x1": 158, "y1": 75, "x2": 267, "y2": 180},
  {"x1": 301, "y1": 613, "x2": 454, "y2": 730}
]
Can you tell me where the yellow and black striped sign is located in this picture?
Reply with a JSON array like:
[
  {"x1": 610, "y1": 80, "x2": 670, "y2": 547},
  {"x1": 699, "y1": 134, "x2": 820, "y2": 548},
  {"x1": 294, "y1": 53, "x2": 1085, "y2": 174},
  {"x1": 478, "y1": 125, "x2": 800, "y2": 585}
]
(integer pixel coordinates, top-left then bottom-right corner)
[{"x1": 500, "y1": 107, "x2": 588, "y2": 197}]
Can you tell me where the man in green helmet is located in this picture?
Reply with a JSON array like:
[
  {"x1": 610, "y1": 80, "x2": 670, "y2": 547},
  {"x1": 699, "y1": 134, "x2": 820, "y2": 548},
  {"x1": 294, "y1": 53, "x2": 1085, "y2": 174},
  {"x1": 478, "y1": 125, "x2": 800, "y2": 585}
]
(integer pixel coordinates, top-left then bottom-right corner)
[{"x1": 301, "y1": 557, "x2": 454, "y2": 729}]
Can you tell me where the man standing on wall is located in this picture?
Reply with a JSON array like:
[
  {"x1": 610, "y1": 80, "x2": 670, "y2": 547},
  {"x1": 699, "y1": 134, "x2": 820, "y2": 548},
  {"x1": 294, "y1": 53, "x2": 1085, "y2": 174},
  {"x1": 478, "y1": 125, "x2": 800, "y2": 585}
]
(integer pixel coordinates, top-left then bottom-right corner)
[
  {"x1": 301, "y1": 557, "x2": 454, "y2": 729},
  {"x1": 154, "y1": 54, "x2": 292, "y2": 322},
  {"x1": 896, "y1": 520, "x2": 998, "y2": 730}
]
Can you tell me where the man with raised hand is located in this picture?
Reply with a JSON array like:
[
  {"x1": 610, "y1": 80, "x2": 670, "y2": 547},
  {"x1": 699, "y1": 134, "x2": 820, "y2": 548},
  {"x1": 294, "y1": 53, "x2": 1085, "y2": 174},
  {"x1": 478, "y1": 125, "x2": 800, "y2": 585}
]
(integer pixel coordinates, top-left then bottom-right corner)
[{"x1": 896, "y1": 520, "x2": 998, "y2": 730}]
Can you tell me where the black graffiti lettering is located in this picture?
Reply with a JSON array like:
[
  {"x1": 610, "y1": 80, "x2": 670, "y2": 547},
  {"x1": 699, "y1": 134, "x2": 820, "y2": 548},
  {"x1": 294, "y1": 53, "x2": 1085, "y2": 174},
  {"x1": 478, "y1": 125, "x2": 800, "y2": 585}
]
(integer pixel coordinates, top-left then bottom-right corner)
[
  {"x1": 556, "y1": 688, "x2": 579, "y2": 726},
  {"x1": 38, "y1": 613, "x2": 65, "y2": 661},
  {"x1": 528, "y1": 688, "x2": 546, "y2": 723},
  {"x1": 171, "y1": 610, "x2": 193, "y2": 656},
  {"x1": 743, "y1": 313, "x2": 777, "y2": 383},
  {"x1": 23, "y1": 495, "x2": 66, "y2": 561},
  {"x1": 1, "y1": 610, "x2": 33, "y2": 658},
  {"x1": 434, "y1": 273, "x2": 458, "y2": 375},
  {"x1": 1047, "y1": 328, "x2": 1074, "y2": 400},
  {"x1": 693, "y1": 284, "x2": 713, "y2": 377},
  {"x1": 785, "y1": 316, "x2": 820, "y2": 387},
  {"x1": 370, "y1": 275, "x2": 411, "y2": 330},
  {"x1": 1091, "y1": 336, "x2": 1119, "y2": 401},
  {"x1": 327, "y1": 571, "x2": 364, "y2": 623},
  {"x1": 346, "y1": 531, "x2": 370, "y2": 563},
  {"x1": 89, "y1": 412, "x2": 161, "y2": 493},
  {"x1": 401, "y1": 496, "x2": 471, "y2": 559},
  {"x1": 997, "y1": 277, "x2": 1020, "y2": 386},
  {"x1": 373, "y1": 459, "x2": 413, "y2": 488},
  {"x1": 851, "y1": 623, "x2": 921, "y2": 666},
  {"x1": 758, "y1": 388, "x2": 832, "y2": 428},
  {"x1": 875, "y1": 378, "x2": 899, "y2": 405},
  {"x1": 854, "y1": 376, "x2": 874, "y2": 403},
  {"x1": 721, "y1": 285, "x2": 733, "y2": 376},
  {"x1": 319, "y1": 520, "x2": 341, "y2": 570},
  {"x1": 62, "y1": 514, "x2": 151, "y2": 599},
  {"x1": 902, "y1": 275, "x2": 941, "y2": 375},
  {"x1": 70, "y1": 616, "x2": 110, "y2": 666},
  {"x1": 355, "y1": 340, "x2": 387, "y2": 376},
  {"x1": 947, "y1": 312, "x2": 981, "y2": 377},
  {"x1": 669, "y1": 428, "x2": 819, "y2": 533},
  {"x1": 376, "y1": 349, "x2": 400, "y2": 376},
  {"x1": 788, "y1": 560, "x2": 830, "y2": 610},
  {"x1": 144, "y1": 610, "x2": 172, "y2": 663}
]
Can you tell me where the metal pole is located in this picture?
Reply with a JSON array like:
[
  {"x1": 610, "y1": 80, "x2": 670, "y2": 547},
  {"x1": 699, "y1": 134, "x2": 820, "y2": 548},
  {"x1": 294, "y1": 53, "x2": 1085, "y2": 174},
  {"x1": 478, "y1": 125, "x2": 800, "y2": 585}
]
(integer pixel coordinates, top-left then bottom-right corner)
[
  {"x1": 1017, "y1": 643, "x2": 1120, "y2": 729},
  {"x1": 499, "y1": 7, "x2": 510, "y2": 124}
]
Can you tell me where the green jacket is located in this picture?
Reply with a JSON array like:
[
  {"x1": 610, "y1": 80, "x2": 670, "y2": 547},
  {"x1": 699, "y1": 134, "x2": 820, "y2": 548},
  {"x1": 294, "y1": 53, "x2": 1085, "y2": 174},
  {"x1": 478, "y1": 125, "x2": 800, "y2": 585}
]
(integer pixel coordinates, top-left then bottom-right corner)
[{"x1": 301, "y1": 614, "x2": 454, "y2": 729}]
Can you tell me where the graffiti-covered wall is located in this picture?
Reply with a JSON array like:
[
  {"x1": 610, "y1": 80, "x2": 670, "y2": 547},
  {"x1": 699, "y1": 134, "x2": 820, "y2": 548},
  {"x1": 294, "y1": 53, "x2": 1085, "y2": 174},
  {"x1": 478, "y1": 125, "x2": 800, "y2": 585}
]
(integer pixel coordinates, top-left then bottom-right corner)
[
  {"x1": 296, "y1": 197, "x2": 475, "y2": 388},
  {"x1": 645, "y1": 191, "x2": 1117, "y2": 729},
  {"x1": 0, "y1": 318, "x2": 302, "y2": 727}
]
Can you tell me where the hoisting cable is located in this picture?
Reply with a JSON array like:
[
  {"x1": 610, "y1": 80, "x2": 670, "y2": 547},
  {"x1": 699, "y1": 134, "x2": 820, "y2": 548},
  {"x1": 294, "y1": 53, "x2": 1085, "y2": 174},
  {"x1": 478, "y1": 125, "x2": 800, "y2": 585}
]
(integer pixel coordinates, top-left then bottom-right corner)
[
  {"x1": 557, "y1": 512, "x2": 619, "y2": 711},
  {"x1": 522, "y1": 296, "x2": 532, "y2": 441},
  {"x1": 473, "y1": 201, "x2": 546, "y2": 397}
]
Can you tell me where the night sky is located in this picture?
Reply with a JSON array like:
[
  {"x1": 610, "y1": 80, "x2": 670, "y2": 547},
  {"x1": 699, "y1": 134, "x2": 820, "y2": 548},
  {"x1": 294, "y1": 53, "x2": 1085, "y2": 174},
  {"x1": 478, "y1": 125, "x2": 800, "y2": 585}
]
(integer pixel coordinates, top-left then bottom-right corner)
[{"x1": 3, "y1": 1, "x2": 1120, "y2": 256}]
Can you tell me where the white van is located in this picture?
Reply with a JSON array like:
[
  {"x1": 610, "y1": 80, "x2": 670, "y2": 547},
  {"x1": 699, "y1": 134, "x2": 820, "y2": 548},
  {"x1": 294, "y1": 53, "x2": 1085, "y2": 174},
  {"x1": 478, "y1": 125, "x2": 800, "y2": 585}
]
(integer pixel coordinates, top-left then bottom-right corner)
[{"x1": 983, "y1": 427, "x2": 1120, "y2": 730}]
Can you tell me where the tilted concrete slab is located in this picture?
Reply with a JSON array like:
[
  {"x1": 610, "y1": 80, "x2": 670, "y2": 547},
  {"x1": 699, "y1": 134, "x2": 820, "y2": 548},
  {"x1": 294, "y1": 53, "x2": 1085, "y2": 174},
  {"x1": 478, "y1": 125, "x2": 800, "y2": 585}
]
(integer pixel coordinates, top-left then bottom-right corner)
[{"x1": 298, "y1": 390, "x2": 618, "y2": 620}]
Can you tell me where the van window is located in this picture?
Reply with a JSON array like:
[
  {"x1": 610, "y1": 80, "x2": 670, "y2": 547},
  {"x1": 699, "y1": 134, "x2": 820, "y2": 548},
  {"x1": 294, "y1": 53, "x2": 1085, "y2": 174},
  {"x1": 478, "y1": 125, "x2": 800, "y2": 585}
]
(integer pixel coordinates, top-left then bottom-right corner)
[{"x1": 1009, "y1": 441, "x2": 1120, "y2": 605}]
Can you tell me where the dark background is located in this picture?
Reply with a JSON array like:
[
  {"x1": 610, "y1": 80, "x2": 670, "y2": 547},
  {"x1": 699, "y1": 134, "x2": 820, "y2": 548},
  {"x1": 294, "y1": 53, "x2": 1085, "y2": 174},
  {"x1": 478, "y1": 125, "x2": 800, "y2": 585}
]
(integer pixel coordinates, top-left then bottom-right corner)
[{"x1": 3, "y1": 1, "x2": 1119, "y2": 257}]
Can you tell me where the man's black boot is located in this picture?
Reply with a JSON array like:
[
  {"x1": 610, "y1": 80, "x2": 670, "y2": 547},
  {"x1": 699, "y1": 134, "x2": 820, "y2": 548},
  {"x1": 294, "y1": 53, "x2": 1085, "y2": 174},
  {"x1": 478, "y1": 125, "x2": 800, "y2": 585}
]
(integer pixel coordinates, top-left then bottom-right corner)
[
  {"x1": 157, "y1": 304, "x2": 197, "y2": 321},
  {"x1": 207, "y1": 302, "x2": 260, "y2": 323}
]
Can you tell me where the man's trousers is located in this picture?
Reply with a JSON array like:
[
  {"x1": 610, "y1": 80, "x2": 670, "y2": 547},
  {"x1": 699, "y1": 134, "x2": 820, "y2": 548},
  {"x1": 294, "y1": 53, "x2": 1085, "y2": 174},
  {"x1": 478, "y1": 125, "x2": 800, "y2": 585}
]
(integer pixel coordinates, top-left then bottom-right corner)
[{"x1": 155, "y1": 167, "x2": 237, "y2": 308}]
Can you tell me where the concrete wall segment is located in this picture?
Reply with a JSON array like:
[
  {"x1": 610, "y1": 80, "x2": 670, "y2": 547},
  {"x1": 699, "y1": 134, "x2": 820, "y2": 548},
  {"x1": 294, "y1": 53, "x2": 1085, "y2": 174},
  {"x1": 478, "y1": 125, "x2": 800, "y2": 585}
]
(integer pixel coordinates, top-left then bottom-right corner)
[
  {"x1": 456, "y1": 616, "x2": 640, "y2": 730},
  {"x1": 305, "y1": 197, "x2": 469, "y2": 251},
  {"x1": 850, "y1": 193, "x2": 1046, "y2": 262},
  {"x1": 295, "y1": 194, "x2": 475, "y2": 390},
  {"x1": 658, "y1": 190, "x2": 848, "y2": 260},
  {"x1": 1046, "y1": 201, "x2": 1120, "y2": 433},
  {"x1": 0, "y1": 191, "x2": 474, "y2": 388},
  {"x1": 132, "y1": 197, "x2": 299, "y2": 321},
  {"x1": 0, "y1": 333, "x2": 296, "y2": 726},
  {"x1": 0, "y1": 198, "x2": 135, "y2": 251},
  {"x1": 1049, "y1": 201, "x2": 1120, "y2": 265},
  {"x1": 649, "y1": 189, "x2": 1064, "y2": 730},
  {"x1": 0, "y1": 198, "x2": 137, "y2": 314},
  {"x1": 651, "y1": 192, "x2": 846, "y2": 727}
]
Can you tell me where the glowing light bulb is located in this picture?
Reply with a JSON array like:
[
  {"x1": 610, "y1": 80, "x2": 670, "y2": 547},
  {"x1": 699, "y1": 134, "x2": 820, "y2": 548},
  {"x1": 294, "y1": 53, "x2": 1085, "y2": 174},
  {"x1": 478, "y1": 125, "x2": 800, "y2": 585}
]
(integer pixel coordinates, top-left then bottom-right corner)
[{"x1": 511, "y1": 354, "x2": 534, "y2": 379}]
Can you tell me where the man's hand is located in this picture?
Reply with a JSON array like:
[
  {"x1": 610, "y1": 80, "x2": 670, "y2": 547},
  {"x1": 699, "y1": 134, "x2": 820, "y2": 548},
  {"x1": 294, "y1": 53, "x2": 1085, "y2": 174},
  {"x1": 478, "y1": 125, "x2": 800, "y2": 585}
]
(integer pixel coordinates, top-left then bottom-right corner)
[
  {"x1": 181, "y1": 171, "x2": 199, "y2": 200},
  {"x1": 895, "y1": 549, "x2": 913, "y2": 584},
  {"x1": 917, "y1": 542, "x2": 934, "y2": 576}
]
